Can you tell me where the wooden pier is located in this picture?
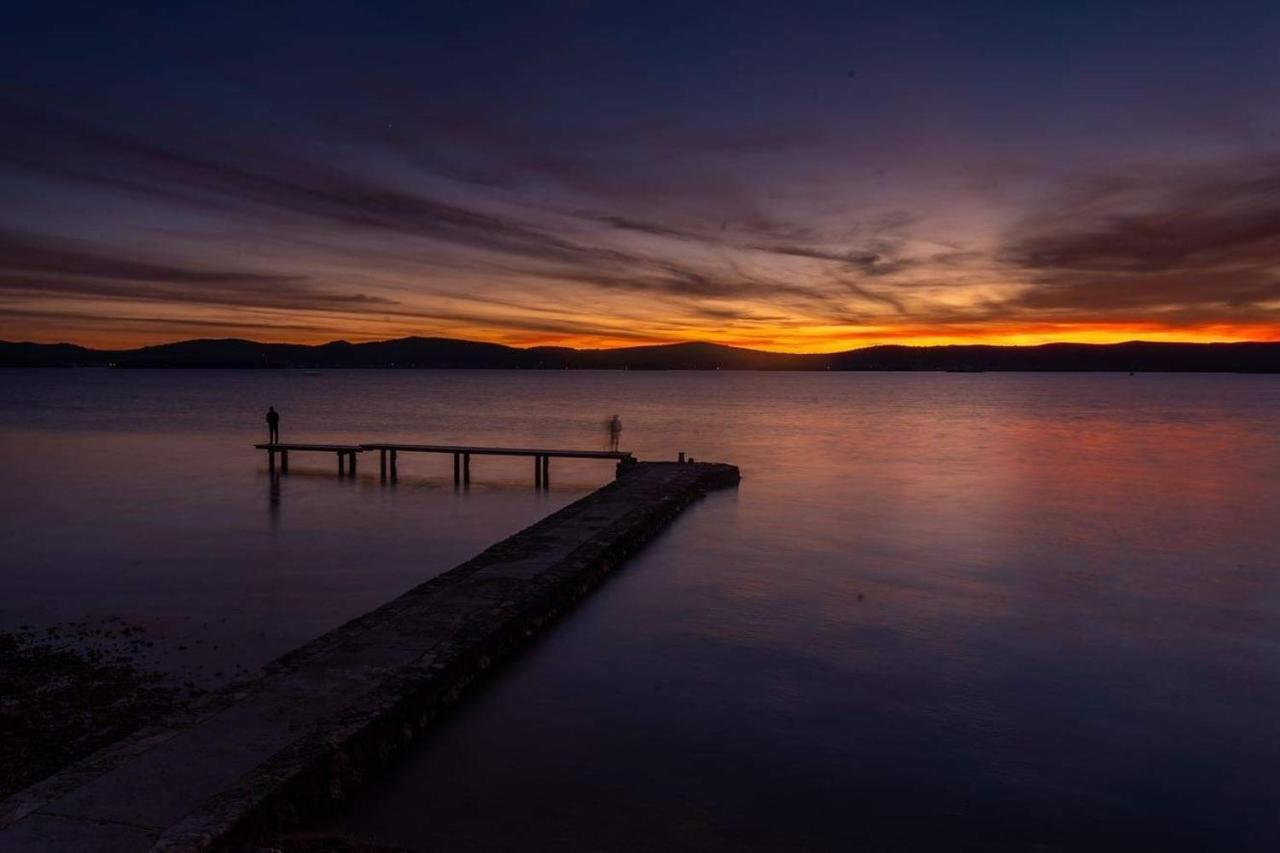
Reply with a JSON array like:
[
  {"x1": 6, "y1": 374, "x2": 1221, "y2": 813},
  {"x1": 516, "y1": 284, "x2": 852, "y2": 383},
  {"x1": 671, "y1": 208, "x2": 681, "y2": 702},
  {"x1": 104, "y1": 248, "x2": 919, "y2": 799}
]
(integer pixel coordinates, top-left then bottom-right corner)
[
  {"x1": 360, "y1": 443, "x2": 634, "y2": 487},
  {"x1": 255, "y1": 441, "x2": 634, "y2": 487},
  {"x1": 253, "y1": 443, "x2": 363, "y2": 476}
]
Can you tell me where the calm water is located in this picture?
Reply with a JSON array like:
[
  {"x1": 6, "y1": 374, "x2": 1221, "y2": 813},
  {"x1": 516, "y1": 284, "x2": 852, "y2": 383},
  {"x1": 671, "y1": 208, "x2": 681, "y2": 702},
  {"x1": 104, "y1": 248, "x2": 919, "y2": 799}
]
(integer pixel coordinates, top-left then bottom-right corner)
[{"x1": 2, "y1": 370, "x2": 1278, "y2": 850}]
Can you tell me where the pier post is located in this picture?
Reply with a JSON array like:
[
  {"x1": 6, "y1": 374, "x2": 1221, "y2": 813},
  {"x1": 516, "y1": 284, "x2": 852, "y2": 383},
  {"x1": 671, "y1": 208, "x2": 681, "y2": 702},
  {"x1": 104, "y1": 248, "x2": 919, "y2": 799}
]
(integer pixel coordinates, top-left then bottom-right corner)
[
  {"x1": 542, "y1": 455, "x2": 550, "y2": 489},
  {"x1": 268, "y1": 449, "x2": 276, "y2": 475},
  {"x1": 390, "y1": 450, "x2": 397, "y2": 480},
  {"x1": 453, "y1": 453, "x2": 460, "y2": 486},
  {"x1": 281, "y1": 450, "x2": 289, "y2": 474},
  {"x1": 463, "y1": 453, "x2": 471, "y2": 486},
  {"x1": 534, "y1": 455, "x2": 542, "y2": 488},
  {"x1": 380, "y1": 449, "x2": 386, "y2": 481},
  {"x1": 337, "y1": 452, "x2": 345, "y2": 476},
  {"x1": 349, "y1": 452, "x2": 357, "y2": 475}
]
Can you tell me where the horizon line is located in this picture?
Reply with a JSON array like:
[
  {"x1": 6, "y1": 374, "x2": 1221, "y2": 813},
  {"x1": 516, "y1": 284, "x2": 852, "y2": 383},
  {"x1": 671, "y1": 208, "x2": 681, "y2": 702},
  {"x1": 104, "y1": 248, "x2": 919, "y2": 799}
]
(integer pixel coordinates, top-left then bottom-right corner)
[{"x1": 6, "y1": 335, "x2": 1280, "y2": 355}]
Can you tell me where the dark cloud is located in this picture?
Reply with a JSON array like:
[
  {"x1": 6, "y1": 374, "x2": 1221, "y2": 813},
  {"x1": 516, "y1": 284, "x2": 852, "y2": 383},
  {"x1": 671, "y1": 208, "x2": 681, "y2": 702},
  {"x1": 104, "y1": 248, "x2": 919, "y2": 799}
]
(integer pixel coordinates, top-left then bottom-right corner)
[
  {"x1": 6, "y1": 99, "x2": 824, "y2": 286},
  {"x1": 381, "y1": 106, "x2": 838, "y2": 202},
  {"x1": 550, "y1": 262, "x2": 839, "y2": 306},
  {"x1": 0, "y1": 306, "x2": 329, "y2": 335},
  {"x1": 583, "y1": 208, "x2": 921, "y2": 305},
  {"x1": 0, "y1": 229, "x2": 299, "y2": 287},
  {"x1": 0, "y1": 229, "x2": 392, "y2": 312},
  {"x1": 0, "y1": 99, "x2": 924, "y2": 328},
  {"x1": 832, "y1": 278, "x2": 907, "y2": 314},
  {"x1": 721, "y1": 213, "x2": 824, "y2": 243},
  {"x1": 1004, "y1": 158, "x2": 1280, "y2": 314},
  {"x1": 588, "y1": 214, "x2": 701, "y2": 240},
  {"x1": 750, "y1": 243, "x2": 914, "y2": 277},
  {"x1": 0, "y1": 100, "x2": 637, "y2": 272}
]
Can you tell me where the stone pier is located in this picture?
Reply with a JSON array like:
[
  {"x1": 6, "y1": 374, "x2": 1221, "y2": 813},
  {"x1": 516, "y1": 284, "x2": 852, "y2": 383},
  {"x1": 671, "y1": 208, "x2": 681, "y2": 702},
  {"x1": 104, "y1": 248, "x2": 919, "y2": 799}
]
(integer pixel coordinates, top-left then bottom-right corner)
[{"x1": 0, "y1": 462, "x2": 739, "y2": 852}]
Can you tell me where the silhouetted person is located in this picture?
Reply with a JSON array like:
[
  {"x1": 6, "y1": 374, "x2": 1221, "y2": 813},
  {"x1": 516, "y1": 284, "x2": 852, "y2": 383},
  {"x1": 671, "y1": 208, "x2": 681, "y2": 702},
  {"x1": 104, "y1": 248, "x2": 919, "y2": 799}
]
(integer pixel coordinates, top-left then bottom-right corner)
[
  {"x1": 606, "y1": 414, "x2": 622, "y2": 452},
  {"x1": 266, "y1": 406, "x2": 280, "y2": 444}
]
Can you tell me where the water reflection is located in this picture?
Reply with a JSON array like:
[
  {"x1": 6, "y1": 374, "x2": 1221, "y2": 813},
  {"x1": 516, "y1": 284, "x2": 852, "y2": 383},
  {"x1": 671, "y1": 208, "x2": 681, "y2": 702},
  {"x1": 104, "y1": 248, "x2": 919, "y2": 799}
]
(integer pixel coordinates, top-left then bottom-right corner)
[{"x1": 267, "y1": 470, "x2": 280, "y2": 528}]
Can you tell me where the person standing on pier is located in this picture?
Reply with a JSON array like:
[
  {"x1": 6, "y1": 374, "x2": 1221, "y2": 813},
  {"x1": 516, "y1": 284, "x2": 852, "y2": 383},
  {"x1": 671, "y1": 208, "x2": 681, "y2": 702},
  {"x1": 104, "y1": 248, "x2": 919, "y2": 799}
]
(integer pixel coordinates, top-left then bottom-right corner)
[
  {"x1": 266, "y1": 406, "x2": 280, "y2": 444},
  {"x1": 606, "y1": 414, "x2": 622, "y2": 452}
]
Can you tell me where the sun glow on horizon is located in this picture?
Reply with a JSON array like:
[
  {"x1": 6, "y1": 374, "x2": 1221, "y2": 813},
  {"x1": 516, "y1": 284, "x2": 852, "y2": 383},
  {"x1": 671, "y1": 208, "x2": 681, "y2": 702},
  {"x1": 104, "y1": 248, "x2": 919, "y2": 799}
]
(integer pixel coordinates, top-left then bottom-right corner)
[{"x1": 9, "y1": 319, "x2": 1279, "y2": 354}]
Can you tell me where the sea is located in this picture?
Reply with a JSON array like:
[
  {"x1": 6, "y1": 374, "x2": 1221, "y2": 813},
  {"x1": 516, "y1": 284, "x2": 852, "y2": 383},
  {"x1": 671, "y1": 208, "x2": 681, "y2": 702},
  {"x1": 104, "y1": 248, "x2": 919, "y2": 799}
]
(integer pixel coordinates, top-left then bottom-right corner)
[{"x1": 1, "y1": 369, "x2": 1277, "y2": 850}]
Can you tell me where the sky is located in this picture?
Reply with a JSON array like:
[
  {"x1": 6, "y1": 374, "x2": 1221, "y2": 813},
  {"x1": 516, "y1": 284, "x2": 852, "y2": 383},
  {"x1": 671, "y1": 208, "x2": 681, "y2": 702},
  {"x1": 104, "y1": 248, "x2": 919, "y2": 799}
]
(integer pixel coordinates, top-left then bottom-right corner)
[{"x1": 2, "y1": 0, "x2": 1280, "y2": 352}]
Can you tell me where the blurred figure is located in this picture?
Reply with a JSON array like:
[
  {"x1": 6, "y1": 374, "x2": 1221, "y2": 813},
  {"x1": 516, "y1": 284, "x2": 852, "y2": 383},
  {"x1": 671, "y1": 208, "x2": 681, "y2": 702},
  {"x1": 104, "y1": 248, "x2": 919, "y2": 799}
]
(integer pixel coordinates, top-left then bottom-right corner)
[
  {"x1": 266, "y1": 406, "x2": 280, "y2": 443},
  {"x1": 606, "y1": 414, "x2": 622, "y2": 451}
]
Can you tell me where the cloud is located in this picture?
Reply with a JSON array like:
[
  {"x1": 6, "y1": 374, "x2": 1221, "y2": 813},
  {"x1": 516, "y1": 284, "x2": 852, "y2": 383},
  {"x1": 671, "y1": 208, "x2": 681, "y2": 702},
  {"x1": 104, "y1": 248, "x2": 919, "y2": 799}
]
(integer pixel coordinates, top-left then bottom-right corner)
[
  {"x1": 1002, "y1": 157, "x2": 1280, "y2": 316},
  {"x1": 546, "y1": 261, "x2": 846, "y2": 308},
  {"x1": 0, "y1": 229, "x2": 298, "y2": 286},
  {"x1": 17, "y1": 92, "x2": 1275, "y2": 350},
  {"x1": 0, "y1": 306, "x2": 329, "y2": 335},
  {"x1": 0, "y1": 100, "x2": 641, "y2": 272},
  {"x1": 1, "y1": 99, "x2": 926, "y2": 319},
  {"x1": 580, "y1": 207, "x2": 922, "y2": 313},
  {"x1": 0, "y1": 229, "x2": 393, "y2": 312},
  {"x1": 587, "y1": 214, "x2": 702, "y2": 240},
  {"x1": 749, "y1": 242, "x2": 914, "y2": 277}
]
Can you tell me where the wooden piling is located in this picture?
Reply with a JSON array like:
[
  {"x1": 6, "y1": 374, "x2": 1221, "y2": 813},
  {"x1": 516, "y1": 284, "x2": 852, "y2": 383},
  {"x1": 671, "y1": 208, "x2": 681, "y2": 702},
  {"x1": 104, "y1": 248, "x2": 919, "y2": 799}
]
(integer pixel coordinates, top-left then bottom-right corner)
[
  {"x1": 254, "y1": 443, "x2": 363, "y2": 478},
  {"x1": 349, "y1": 444, "x2": 633, "y2": 487}
]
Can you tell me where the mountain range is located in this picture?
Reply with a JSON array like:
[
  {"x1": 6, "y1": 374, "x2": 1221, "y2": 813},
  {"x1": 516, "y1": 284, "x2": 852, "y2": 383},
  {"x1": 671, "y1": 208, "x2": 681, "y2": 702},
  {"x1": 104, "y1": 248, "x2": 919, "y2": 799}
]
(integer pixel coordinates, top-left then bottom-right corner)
[{"x1": 2, "y1": 337, "x2": 1279, "y2": 372}]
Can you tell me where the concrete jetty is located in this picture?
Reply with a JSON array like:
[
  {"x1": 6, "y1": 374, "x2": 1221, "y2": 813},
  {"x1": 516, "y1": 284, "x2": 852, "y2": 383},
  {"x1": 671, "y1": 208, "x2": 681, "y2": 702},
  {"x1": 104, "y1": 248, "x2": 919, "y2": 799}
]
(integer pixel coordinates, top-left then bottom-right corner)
[{"x1": 0, "y1": 461, "x2": 739, "y2": 852}]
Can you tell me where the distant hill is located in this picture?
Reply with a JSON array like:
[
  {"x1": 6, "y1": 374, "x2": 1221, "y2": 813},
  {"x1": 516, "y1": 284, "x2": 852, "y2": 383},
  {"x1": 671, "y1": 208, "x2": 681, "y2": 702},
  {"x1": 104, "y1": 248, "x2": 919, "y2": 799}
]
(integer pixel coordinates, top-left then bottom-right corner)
[{"x1": 2, "y1": 336, "x2": 1279, "y2": 372}]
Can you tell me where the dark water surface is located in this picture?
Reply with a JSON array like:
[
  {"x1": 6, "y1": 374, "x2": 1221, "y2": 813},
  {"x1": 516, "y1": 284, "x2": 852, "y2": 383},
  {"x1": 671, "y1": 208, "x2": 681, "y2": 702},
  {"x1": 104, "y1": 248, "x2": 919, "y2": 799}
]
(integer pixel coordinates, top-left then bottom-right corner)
[{"x1": 2, "y1": 370, "x2": 1278, "y2": 850}]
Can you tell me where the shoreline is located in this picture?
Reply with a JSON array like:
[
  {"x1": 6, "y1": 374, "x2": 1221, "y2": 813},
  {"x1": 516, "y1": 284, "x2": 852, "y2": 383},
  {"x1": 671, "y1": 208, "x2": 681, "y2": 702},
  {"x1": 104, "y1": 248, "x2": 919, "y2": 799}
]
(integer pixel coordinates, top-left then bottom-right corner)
[{"x1": 0, "y1": 623, "x2": 199, "y2": 801}]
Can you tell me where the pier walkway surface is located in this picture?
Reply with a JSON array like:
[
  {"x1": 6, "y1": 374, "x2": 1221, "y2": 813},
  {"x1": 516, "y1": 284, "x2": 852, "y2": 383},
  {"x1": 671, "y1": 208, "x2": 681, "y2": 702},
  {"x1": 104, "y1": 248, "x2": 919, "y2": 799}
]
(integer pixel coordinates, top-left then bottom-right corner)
[{"x1": 0, "y1": 461, "x2": 739, "y2": 853}]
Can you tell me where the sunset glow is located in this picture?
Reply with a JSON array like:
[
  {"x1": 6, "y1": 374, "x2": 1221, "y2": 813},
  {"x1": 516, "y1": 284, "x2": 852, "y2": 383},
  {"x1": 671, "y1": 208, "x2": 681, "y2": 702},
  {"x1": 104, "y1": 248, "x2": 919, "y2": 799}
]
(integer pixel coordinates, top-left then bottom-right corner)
[{"x1": 3, "y1": 3, "x2": 1279, "y2": 352}]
